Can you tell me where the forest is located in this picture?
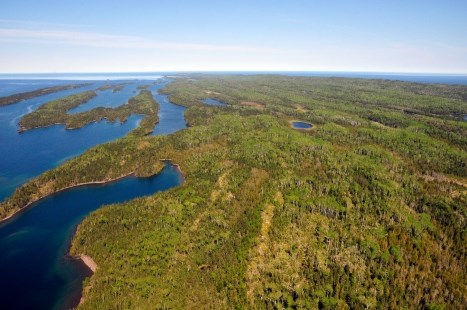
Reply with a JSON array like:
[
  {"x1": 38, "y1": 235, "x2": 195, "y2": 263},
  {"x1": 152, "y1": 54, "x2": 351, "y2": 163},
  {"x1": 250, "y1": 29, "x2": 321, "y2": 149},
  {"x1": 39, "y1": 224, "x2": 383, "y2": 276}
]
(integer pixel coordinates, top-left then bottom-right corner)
[{"x1": 1, "y1": 75, "x2": 466, "y2": 309}]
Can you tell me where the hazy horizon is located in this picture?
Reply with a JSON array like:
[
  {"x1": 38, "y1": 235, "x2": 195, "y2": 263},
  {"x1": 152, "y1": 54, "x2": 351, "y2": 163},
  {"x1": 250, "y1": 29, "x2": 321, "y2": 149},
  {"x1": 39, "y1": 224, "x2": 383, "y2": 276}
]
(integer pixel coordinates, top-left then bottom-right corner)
[{"x1": 1, "y1": 70, "x2": 467, "y2": 75}]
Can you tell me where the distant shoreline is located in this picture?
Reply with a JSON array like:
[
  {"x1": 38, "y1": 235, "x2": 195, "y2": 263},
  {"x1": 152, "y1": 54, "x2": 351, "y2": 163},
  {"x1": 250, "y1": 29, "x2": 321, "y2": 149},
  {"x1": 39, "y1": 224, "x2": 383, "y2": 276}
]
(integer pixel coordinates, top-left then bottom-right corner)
[{"x1": 1, "y1": 72, "x2": 466, "y2": 85}]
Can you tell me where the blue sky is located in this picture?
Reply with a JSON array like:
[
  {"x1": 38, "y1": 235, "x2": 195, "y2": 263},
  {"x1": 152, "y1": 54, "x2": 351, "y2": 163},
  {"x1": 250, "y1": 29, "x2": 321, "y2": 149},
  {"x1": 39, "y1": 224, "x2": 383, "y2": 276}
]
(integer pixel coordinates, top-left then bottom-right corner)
[{"x1": 0, "y1": 0, "x2": 466, "y2": 73}]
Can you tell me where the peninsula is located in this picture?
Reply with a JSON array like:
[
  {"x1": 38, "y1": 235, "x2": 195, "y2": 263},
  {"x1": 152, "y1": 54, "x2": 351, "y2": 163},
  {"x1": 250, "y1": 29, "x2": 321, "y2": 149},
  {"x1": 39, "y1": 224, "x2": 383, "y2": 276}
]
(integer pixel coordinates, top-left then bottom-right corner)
[{"x1": 0, "y1": 83, "x2": 91, "y2": 106}]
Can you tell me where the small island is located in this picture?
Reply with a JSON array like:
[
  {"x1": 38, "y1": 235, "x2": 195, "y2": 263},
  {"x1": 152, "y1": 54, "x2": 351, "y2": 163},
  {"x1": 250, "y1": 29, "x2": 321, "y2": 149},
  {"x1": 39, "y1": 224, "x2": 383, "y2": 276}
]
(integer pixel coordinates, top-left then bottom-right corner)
[
  {"x1": 96, "y1": 83, "x2": 129, "y2": 92},
  {"x1": 0, "y1": 83, "x2": 92, "y2": 106}
]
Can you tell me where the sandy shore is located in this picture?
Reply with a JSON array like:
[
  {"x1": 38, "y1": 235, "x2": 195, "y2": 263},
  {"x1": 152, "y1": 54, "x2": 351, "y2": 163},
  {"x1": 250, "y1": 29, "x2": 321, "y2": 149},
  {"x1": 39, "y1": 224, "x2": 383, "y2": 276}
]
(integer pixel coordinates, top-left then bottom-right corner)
[
  {"x1": 74, "y1": 254, "x2": 97, "y2": 308},
  {"x1": 79, "y1": 254, "x2": 97, "y2": 272}
]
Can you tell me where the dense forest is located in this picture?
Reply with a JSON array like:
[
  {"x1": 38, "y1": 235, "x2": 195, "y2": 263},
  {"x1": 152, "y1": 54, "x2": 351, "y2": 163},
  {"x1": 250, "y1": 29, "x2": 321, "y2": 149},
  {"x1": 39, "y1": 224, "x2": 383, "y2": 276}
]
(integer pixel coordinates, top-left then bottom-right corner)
[
  {"x1": 18, "y1": 89, "x2": 159, "y2": 136},
  {"x1": 1, "y1": 75, "x2": 466, "y2": 309}
]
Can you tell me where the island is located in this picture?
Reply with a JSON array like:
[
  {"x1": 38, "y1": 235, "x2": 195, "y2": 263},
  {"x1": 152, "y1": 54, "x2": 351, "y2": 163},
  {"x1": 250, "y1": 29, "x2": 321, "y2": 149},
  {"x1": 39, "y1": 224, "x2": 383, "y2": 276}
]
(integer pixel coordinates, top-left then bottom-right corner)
[
  {"x1": 0, "y1": 83, "x2": 92, "y2": 106},
  {"x1": 96, "y1": 83, "x2": 130, "y2": 92},
  {"x1": 18, "y1": 89, "x2": 159, "y2": 137},
  {"x1": 1, "y1": 75, "x2": 466, "y2": 309}
]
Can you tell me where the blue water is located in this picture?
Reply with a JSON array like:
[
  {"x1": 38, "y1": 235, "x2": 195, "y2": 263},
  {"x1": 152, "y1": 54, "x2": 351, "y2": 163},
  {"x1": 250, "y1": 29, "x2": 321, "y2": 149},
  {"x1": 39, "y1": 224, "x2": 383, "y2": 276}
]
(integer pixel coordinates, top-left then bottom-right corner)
[
  {"x1": 292, "y1": 121, "x2": 313, "y2": 129},
  {"x1": 0, "y1": 162, "x2": 183, "y2": 310},
  {"x1": 0, "y1": 73, "x2": 163, "y2": 81},
  {"x1": 68, "y1": 83, "x2": 138, "y2": 114},
  {"x1": 151, "y1": 80, "x2": 187, "y2": 136},
  {"x1": 0, "y1": 80, "x2": 85, "y2": 97},
  {"x1": 279, "y1": 72, "x2": 467, "y2": 85},
  {"x1": 3, "y1": 72, "x2": 466, "y2": 85},
  {"x1": 0, "y1": 77, "x2": 189, "y2": 200},
  {"x1": 0, "y1": 75, "x2": 188, "y2": 310},
  {"x1": 203, "y1": 98, "x2": 228, "y2": 106}
]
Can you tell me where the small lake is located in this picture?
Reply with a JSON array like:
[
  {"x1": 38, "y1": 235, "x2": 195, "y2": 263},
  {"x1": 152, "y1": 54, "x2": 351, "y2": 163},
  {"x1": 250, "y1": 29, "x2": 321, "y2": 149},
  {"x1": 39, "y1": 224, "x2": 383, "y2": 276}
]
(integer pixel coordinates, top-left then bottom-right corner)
[
  {"x1": 0, "y1": 162, "x2": 183, "y2": 310},
  {"x1": 203, "y1": 98, "x2": 227, "y2": 106},
  {"x1": 292, "y1": 121, "x2": 313, "y2": 129}
]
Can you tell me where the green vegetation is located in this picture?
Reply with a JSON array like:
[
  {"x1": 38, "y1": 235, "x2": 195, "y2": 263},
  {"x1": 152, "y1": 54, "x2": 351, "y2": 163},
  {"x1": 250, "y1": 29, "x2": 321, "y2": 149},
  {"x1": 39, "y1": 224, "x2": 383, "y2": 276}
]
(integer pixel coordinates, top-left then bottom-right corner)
[
  {"x1": 96, "y1": 83, "x2": 129, "y2": 92},
  {"x1": 18, "y1": 90, "x2": 159, "y2": 136},
  {"x1": 2, "y1": 75, "x2": 466, "y2": 308},
  {"x1": 0, "y1": 83, "x2": 91, "y2": 106}
]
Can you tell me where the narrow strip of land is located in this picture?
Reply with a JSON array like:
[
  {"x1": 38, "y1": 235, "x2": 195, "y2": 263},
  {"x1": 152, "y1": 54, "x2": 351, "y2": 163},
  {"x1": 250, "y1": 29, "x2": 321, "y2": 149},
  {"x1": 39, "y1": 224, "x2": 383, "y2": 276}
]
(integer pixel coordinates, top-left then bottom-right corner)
[
  {"x1": 0, "y1": 83, "x2": 91, "y2": 106},
  {"x1": 96, "y1": 83, "x2": 130, "y2": 92}
]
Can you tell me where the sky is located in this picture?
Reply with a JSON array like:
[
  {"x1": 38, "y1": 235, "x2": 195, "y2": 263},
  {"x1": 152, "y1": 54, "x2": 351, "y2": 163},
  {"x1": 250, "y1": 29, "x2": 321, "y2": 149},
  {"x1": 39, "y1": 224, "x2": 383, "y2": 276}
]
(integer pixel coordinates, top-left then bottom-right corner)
[{"x1": 0, "y1": 0, "x2": 466, "y2": 73}]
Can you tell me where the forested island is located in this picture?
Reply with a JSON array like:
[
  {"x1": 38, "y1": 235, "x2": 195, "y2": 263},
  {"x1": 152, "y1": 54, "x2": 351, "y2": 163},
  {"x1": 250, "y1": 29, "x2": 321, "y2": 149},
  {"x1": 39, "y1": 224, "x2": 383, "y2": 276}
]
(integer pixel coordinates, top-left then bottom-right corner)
[
  {"x1": 0, "y1": 83, "x2": 91, "y2": 106},
  {"x1": 1, "y1": 75, "x2": 466, "y2": 309},
  {"x1": 96, "y1": 83, "x2": 130, "y2": 92},
  {"x1": 18, "y1": 89, "x2": 159, "y2": 136}
]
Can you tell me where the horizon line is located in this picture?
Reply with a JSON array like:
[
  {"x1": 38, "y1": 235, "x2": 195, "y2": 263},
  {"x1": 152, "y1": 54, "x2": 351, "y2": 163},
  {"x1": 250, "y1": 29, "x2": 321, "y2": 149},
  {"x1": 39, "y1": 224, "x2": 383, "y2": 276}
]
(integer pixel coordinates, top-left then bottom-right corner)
[{"x1": 1, "y1": 70, "x2": 467, "y2": 76}]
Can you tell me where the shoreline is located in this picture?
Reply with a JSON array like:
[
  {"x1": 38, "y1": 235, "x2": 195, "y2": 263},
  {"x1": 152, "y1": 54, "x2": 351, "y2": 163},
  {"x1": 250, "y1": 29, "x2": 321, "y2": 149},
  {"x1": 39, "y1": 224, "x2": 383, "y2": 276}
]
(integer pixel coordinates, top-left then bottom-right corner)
[
  {"x1": 0, "y1": 160, "x2": 185, "y2": 225},
  {"x1": 68, "y1": 254, "x2": 97, "y2": 309},
  {"x1": 18, "y1": 116, "x2": 137, "y2": 133},
  {"x1": 0, "y1": 83, "x2": 92, "y2": 106},
  {"x1": 68, "y1": 161, "x2": 185, "y2": 308},
  {"x1": 0, "y1": 160, "x2": 185, "y2": 308},
  {"x1": 78, "y1": 254, "x2": 97, "y2": 273},
  {"x1": 0, "y1": 172, "x2": 136, "y2": 225}
]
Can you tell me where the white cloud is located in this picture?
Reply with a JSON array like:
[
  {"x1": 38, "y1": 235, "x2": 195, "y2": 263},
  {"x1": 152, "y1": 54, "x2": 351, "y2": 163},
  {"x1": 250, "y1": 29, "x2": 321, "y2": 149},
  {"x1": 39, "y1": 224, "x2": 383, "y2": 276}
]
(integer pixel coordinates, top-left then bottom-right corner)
[
  {"x1": 0, "y1": 19, "x2": 90, "y2": 29},
  {"x1": 0, "y1": 28, "x2": 280, "y2": 53}
]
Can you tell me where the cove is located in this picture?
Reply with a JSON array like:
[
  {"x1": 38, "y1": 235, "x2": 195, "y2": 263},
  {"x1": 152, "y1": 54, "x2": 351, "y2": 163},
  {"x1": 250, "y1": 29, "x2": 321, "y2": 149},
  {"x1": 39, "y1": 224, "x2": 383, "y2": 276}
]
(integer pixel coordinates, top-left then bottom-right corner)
[{"x1": 0, "y1": 162, "x2": 183, "y2": 310}]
